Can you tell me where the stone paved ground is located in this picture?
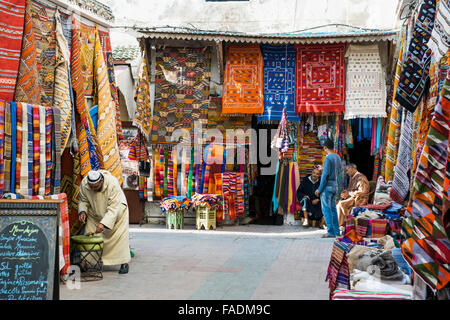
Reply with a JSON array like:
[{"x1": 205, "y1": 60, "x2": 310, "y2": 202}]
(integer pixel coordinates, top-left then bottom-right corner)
[{"x1": 60, "y1": 224, "x2": 334, "y2": 300}]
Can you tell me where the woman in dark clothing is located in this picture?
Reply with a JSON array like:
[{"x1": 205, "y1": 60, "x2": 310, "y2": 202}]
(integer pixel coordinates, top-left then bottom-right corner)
[{"x1": 297, "y1": 167, "x2": 323, "y2": 227}]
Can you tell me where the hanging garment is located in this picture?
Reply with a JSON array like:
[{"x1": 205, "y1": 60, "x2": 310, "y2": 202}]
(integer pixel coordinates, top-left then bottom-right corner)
[
  {"x1": 295, "y1": 43, "x2": 346, "y2": 113},
  {"x1": 133, "y1": 56, "x2": 152, "y2": 137},
  {"x1": 18, "y1": 103, "x2": 28, "y2": 195},
  {"x1": 396, "y1": 0, "x2": 437, "y2": 112},
  {"x1": 427, "y1": 0, "x2": 449, "y2": 62},
  {"x1": 257, "y1": 45, "x2": 299, "y2": 122},
  {"x1": 93, "y1": 27, "x2": 122, "y2": 185},
  {"x1": 222, "y1": 44, "x2": 264, "y2": 114},
  {"x1": 0, "y1": 0, "x2": 26, "y2": 101},
  {"x1": 14, "y1": 0, "x2": 40, "y2": 104},
  {"x1": 344, "y1": 44, "x2": 387, "y2": 119},
  {"x1": 51, "y1": 106, "x2": 61, "y2": 194}
]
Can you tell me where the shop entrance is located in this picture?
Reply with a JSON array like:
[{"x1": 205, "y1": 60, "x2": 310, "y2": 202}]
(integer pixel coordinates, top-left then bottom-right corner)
[{"x1": 347, "y1": 139, "x2": 375, "y2": 182}]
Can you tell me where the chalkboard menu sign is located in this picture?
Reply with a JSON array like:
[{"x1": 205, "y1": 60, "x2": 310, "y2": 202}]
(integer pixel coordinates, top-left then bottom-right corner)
[{"x1": 0, "y1": 200, "x2": 60, "y2": 300}]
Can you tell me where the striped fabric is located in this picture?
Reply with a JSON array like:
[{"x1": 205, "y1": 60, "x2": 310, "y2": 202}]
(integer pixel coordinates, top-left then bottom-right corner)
[
  {"x1": 0, "y1": 101, "x2": 5, "y2": 194},
  {"x1": 0, "y1": 0, "x2": 26, "y2": 101},
  {"x1": 51, "y1": 106, "x2": 61, "y2": 194},
  {"x1": 44, "y1": 107, "x2": 52, "y2": 194},
  {"x1": 326, "y1": 241, "x2": 354, "y2": 297},
  {"x1": 18, "y1": 103, "x2": 28, "y2": 195},
  {"x1": 4, "y1": 102, "x2": 11, "y2": 193},
  {"x1": 14, "y1": 0, "x2": 40, "y2": 104},
  {"x1": 133, "y1": 56, "x2": 152, "y2": 137},
  {"x1": 331, "y1": 288, "x2": 412, "y2": 300},
  {"x1": 27, "y1": 104, "x2": 32, "y2": 195},
  {"x1": 14, "y1": 102, "x2": 22, "y2": 193},
  {"x1": 390, "y1": 108, "x2": 413, "y2": 203},
  {"x1": 167, "y1": 148, "x2": 174, "y2": 197},
  {"x1": 32, "y1": 104, "x2": 39, "y2": 195},
  {"x1": 38, "y1": 105, "x2": 46, "y2": 195},
  {"x1": 93, "y1": 27, "x2": 122, "y2": 185},
  {"x1": 370, "y1": 219, "x2": 388, "y2": 238},
  {"x1": 401, "y1": 62, "x2": 450, "y2": 290},
  {"x1": 384, "y1": 30, "x2": 407, "y2": 182},
  {"x1": 10, "y1": 102, "x2": 16, "y2": 193},
  {"x1": 427, "y1": 0, "x2": 449, "y2": 62},
  {"x1": 53, "y1": 10, "x2": 72, "y2": 150}
]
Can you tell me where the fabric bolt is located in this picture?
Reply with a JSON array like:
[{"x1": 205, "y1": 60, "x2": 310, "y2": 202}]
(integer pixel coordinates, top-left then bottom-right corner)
[
  {"x1": 30, "y1": 0, "x2": 56, "y2": 107},
  {"x1": 295, "y1": 43, "x2": 346, "y2": 113},
  {"x1": 53, "y1": 10, "x2": 72, "y2": 150},
  {"x1": 0, "y1": 0, "x2": 26, "y2": 101},
  {"x1": 4, "y1": 102, "x2": 11, "y2": 193},
  {"x1": 427, "y1": 0, "x2": 449, "y2": 62},
  {"x1": 257, "y1": 45, "x2": 299, "y2": 122},
  {"x1": 151, "y1": 47, "x2": 211, "y2": 143},
  {"x1": 344, "y1": 44, "x2": 387, "y2": 119},
  {"x1": 396, "y1": 0, "x2": 436, "y2": 112},
  {"x1": 222, "y1": 44, "x2": 264, "y2": 114},
  {"x1": 93, "y1": 27, "x2": 122, "y2": 184},
  {"x1": 390, "y1": 109, "x2": 413, "y2": 203},
  {"x1": 133, "y1": 56, "x2": 152, "y2": 137},
  {"x1": 14, "y1": 0, "x2": 40, "y2": 104}
]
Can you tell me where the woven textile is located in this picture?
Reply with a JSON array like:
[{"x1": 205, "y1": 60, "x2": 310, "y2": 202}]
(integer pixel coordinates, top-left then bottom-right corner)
[
  {"x1": 78, "y1": 22, "x2": 95, "y2": 97},
  {"x1": 14, "y1": 103, "x2": 22, "y2": 194},
  {"x1": 257, "y1": 45, "x2": 298, "y2": 122},
  {"x1": 385, "y1": 31, "x2": 407, "y2": 182},
  {"x1": 4, "y1": 102, "x2": 11, "y2": 193},
  {"x1": 326, "y1": 240, "x2": 354, "y2": 297},
  {"x1": 38, "y1": 105, "x2": 46, "y2": 195},
  {"x1": 128, "y1": 131, "x2": 149, "y2": 162},
  {"x1": 0, "y1": 101, "x2": 4, "y2": 194},
  {"x1": 151, "y1": 47, "x2": 211, "y2": 143},
  {"x1": 390, "y1": 109, "x2": 413, "y2": 203},
  {"x1": 14, "y1": 0, "x2": 40, "y2": 104},
  {"x1": 370, "y1": 218, "x2": 388, "y2": 238},
  {"x1": 0, "y1": 0, "x2": 26, "y2": 101},
  {"x1": 331, "y1": 288, "x2": 412, "y2": 300},
  {"x1": 70, "y1": 24, "x2": 102, "y2": 178},
  {"x1": 31, "y1": 105, "x2": 39, "y2": 195},
  {"x1": 18, "y1": 103, "x2": 28, "y2": 195},
  {"x1": 297, "y1": 132, "x2": 324, "y2": 179},
  {"x1": 93, "y1": 28, "x2": 122, "y2": 184},
  {"x1": 207, "y1": 96, "x2": 252, "y2": 134},
  {"x1": 344, "y1": 44, "x2": 387, "y2": 119},
  {"x1": 31, "y1": 0, "x2": 56, "y2": 107},
  {"x1": 222, "y1": 44, "x2": 264, "y2": 114},
  {"x1": 427, "y1": 0, "x2": 449, "y2": 62},
  {"x1": 51, "y1": 106, "x2": 61, "y2": 194},
  {"x1": 401, "y1": 68, "x2": 450, "y2": 290},
  {"x1": 133, "y1": 56, "x2": 152, "y2": 137},
  {"x1": 295, "y1": 44, "x2": 346, "y2": 113},
  {"x1": 355, "y1": 217, "x2": 369, "y2": 237},
  {"x1": 53, "y1": 10, "x2": 72, "y2": 150},
  {"x1": 396, "y1": 0, "x2": 437, "y2": 112},
  {"x1": 44, "y1": 107, "x2": 52, "y2": 194},
  {"x1": 215, "y1": 172, "x2": 247, "y2": 219}
]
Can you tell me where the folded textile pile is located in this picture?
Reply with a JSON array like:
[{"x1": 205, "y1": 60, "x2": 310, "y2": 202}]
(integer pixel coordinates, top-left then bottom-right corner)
[
  {"x1": 331, "y1": 288, "x2": 412, "y2": 300},
  {"x1": 355, "y1": 250, "x2": 405, "y2": 281},
  {"x1": 191, "y1": 193, "x2": 223, "y2": 209},
  {"x1": 160, "y1": 196, "x2": 191, "y2": 213}
]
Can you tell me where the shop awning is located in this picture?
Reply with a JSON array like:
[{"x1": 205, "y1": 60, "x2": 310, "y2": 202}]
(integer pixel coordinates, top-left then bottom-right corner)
[{"x1": 136, "y1": 27, "x2": 399, "y2": 44}]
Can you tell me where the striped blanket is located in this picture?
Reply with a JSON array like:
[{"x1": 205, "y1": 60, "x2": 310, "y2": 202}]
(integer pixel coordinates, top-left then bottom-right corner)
[
  {"x1": 326, "y1": 241, "x2": 354, "y2": 297},
  {"x1": 331, "y1": 288, "x2": 412, "y2": 300}
]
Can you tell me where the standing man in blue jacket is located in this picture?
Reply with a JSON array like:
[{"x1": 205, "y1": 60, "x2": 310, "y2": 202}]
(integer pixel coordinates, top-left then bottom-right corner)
[{"x1": 315, "y1": 139, "x2": 341, "y2": 238}]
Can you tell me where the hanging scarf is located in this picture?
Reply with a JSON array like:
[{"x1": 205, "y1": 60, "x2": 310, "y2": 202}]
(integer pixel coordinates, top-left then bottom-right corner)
[
  {"x1": 187, "y1": 146, "x2": 194, "y2": 198},
  {"x1": 38, "y1": 105, "x2": 46, "y2": 195},
  {"x1": 0, "y1": 101, "x2": 5, "y2": 194},
  {"x1": 44, "y1": 107, "x2": 53, "y2": 195},
  {"x1": 52, "y1": 106, "x2": 61, "y2": 194},
  {"x1": 10, "y1": 102, "x2": 17, "y2": 193},
  {"x1": 133, "y1": 55, "x2": 152, "y2": 137},
  {"x1": 18, "y1": 103, "x2": 28, "y2": 195}
]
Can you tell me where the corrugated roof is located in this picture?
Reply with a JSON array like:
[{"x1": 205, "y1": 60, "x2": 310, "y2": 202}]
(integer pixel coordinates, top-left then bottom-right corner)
[
  {"x1": 112, "y1": 45, "x2": 141, "y2": 62},
  {"x1": 137, "y1": 28, "x2": 399, "y2": 44}
]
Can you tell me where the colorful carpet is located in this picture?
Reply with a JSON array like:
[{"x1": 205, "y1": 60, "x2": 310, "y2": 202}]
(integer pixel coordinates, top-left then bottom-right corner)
[{"x1": 295, "y1": 44, "x2": 346, "y2": 113}]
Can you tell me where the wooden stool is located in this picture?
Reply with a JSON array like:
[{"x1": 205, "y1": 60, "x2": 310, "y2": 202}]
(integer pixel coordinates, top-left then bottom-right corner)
[
  {"x1": 196, "y1": 207, "x2": 216, "y2": 230},
  {"x1": 166, "y1": 209, "x2": 184, "y2": 229},
  {"x1": 70, "y1": 235, "x2": 104, "y2": 281}
]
